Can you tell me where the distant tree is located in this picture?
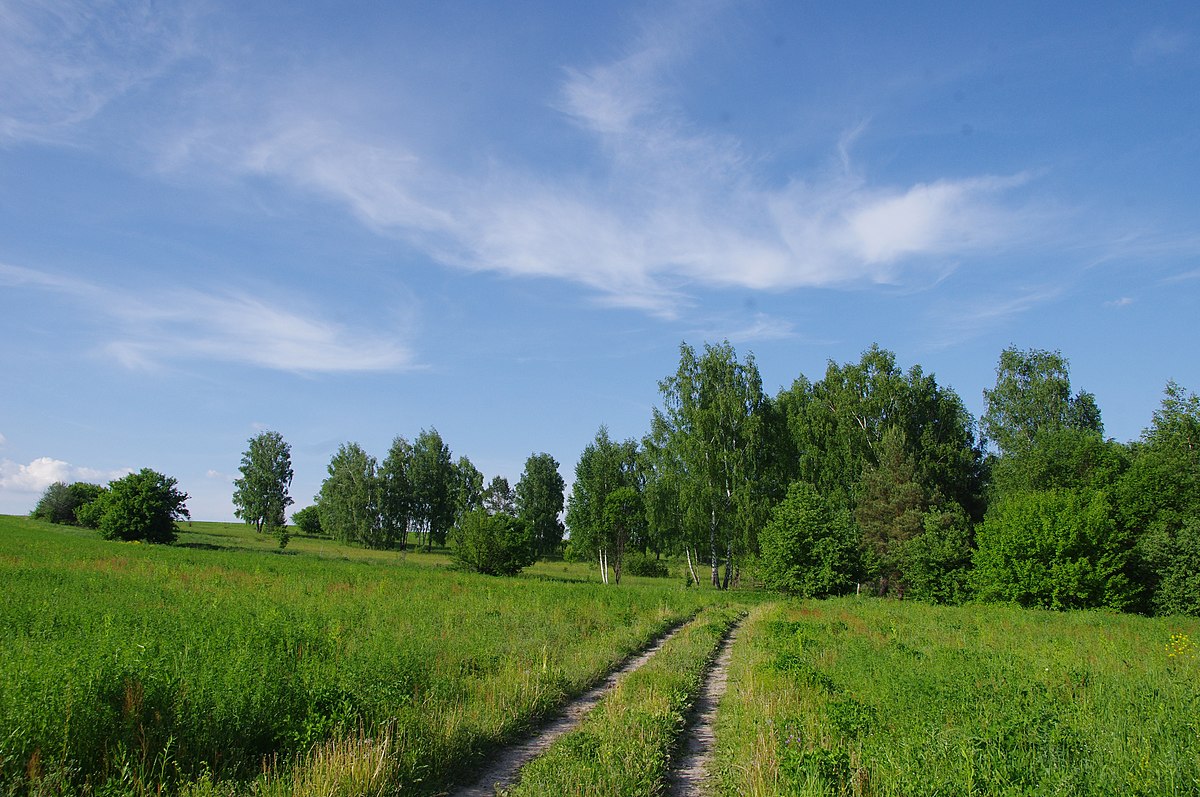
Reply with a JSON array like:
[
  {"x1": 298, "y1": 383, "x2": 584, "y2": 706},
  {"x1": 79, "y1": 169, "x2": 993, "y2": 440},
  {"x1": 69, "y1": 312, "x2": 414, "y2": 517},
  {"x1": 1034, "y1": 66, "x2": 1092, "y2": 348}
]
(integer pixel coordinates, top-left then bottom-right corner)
[
  {"x1": 379, "y1": 436, "x2": 414, "y2": 549},
  {"x1": 317, "y1": 442, "x2": 382, "y2": 547},
  {"x1": 482, "y1": 475, "x2": 516, "y2": 516},
  {"x1": 31, "y1": 481, "x2": 103, "y2": 525},
  {"x1": 1118, "y1": 381, "x2": 1200, "y2": 615},
  {"x1": 640, "y1": 435, "x2": 693, "y2": 575},
  {"x1": 450, "y1": 508, "x2": 537, "y2": 576},
  {"x1": 777, "y1": 345, "x2": 984, "y2": 521},
  {"x1": 652, "y1": 341, "x2": 768, "y2": 588},
  {"x1": 291, "y1": 505, "x2": 323, "y2": 536},
  {"x1": 601, "y1": 486, "x2": 644, "y2": 584},
  {"x1": 94, "y1": 468, "x2": 190, "y2": 544},
  {"x1": 409, "y1": 428, "x2": 456, "y2": 550},
  {"x1": 565, "y1": 426, "x2": 640, "y2": 584},
  {"x1": 516, "y1": 452, "x2": 565, "y2": 556},
  {"x1": 452, "y1": 456, "x2": 485, "y2": 521},
  {"x1": 759, "y1": 481, "x2": 858, "y2": 597},
  {"x1": 232, "y1": 430, "x2": 294, "y2": 548},
  {"x1": 973, "y1": 489, "x2": 1137, "y2": 611},
  {"x1": 981, "y1": 347, "x2": 1102, "y2": 458}
]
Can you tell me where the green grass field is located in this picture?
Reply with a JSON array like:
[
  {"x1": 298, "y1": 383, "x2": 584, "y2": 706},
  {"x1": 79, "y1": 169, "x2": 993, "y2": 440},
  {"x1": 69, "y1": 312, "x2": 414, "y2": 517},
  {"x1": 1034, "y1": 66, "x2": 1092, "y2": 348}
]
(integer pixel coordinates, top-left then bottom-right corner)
[
  {"x1": 0, "y1": 515, "x2": 724, "y2": 795},
  {"x1": 4, "y1": 516, "x2": 1199, "y2": 796},
  {"x1": 713, "y1": 599, "x2": 1200, "y2": 796}
]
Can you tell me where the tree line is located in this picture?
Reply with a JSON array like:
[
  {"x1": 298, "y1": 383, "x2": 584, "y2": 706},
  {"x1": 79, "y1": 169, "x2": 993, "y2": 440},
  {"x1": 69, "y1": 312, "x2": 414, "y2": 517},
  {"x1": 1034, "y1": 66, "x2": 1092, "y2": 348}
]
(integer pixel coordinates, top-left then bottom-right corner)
[
  {"x1": 28, "y1": 340, "x2": 1199, "y2": 616},
  {"x1": 565, "y1": 341, "x2": 1198, "y2": 617}
]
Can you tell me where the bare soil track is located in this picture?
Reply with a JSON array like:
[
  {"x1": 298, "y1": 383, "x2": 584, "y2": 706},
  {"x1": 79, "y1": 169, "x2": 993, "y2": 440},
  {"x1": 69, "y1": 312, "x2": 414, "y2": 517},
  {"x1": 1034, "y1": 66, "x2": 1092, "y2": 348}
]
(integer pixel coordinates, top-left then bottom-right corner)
[
  {"x1": 453, "y1": 618, "x2": 692, "y2": 797},
  {"x1": 667, "y1": 616, "x2": 744, "y2": 797}
]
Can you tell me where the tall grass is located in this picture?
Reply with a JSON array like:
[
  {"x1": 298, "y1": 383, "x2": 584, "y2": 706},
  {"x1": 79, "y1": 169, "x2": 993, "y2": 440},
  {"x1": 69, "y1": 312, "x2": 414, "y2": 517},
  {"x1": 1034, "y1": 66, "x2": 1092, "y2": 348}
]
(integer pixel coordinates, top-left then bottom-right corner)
[
  {"x1": 713, "y1": 598, "x2": 1200, "y2": 796},
  {"x1": 0, "y1": 516, "x2": 718, "y2": 795}
]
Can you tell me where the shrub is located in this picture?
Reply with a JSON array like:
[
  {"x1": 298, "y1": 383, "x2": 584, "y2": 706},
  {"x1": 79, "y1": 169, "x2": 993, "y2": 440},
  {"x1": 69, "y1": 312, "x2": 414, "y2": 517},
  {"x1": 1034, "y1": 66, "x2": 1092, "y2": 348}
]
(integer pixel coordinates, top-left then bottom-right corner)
[
  {"x1": 30, "y1": 481, "x2": 104, "y2": 525},
  {"x1": 291, "y1": 505, "x2": 323, "y2": 536},
  {"x1": 759, "y1": 481, "x2": 859, "y2": 597},
  {"x1": 94, "y1": 469, "x2": 190, "y2": 544},
  {"x1": 449, "y1": 509, "x2": 537, "y2": 576},
  {"x1": 622, "y1": 551, "x2": 669, "y2": 578},
  {"x1": 973, "y1": 489, "x2": 1137, "y2": 610}
]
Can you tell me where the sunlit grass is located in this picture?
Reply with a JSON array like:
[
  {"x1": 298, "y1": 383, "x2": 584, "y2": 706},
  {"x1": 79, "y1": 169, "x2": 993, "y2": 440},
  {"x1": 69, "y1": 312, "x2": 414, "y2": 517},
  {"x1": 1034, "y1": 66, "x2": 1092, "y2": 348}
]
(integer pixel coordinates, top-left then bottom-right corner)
[
  {"x1": 0, "y1": 515, "x2": 720, "y2": 795},
  {"x1": 713, "y1": 598, "x2": 1200, "y2": 796}
]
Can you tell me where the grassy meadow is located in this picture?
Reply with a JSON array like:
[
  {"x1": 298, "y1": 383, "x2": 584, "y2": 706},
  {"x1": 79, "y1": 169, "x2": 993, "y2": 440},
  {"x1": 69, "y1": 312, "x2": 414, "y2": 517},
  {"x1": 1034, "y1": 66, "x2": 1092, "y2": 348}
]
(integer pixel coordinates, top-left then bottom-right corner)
[
  {"x1": 0, "y1": 515, "x2": 726, "y2": 795},
  {"x1": 713, "y1": 599, "x2": 1200, "y2": 796},
  {"x1": 5, "y1": 515, "x2": 1200, "y2": 796}
]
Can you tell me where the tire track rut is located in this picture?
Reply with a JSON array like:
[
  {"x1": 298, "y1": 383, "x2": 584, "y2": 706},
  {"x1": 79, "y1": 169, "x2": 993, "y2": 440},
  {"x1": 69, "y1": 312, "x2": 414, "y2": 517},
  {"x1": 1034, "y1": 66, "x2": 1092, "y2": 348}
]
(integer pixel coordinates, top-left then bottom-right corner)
[
  {"x1": 667, "y1": 616, "x2": 744, "y2": 797},
  {"x1": 454, "y1": 618, "x2": 692, "y2": 797}
]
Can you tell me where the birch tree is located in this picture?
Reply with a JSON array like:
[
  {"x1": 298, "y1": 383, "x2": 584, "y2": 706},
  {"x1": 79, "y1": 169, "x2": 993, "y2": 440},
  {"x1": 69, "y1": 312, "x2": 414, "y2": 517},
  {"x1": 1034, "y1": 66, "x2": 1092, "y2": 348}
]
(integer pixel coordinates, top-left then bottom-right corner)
[{"x1": 653, "y1": 341, "x2": 767, "y2": 589}]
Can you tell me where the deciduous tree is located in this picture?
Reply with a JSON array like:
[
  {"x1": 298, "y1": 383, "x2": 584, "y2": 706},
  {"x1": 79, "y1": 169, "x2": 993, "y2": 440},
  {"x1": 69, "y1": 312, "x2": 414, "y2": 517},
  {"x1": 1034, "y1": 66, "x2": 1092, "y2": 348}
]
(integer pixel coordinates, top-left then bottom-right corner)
[
  {"x1": 232, "y1": 430, "x2": 294, "y2": 548},
  {"x1": 94, "y1": 469, "x2": 190, "y2": 544},
  {"x1": 652, "y1": 341, "x2": 767, "y2": 588},
  {"x1": 516, "y1": 452, "x2": 565, "y2": 556},
  {"x1": 566, "y1": 426, "x2": 639, "y2": 584},
  {"x1": 317, "y1": 442, "x2": 382, "y2": 547},
  {"x1": 409, "y1": 428, "x2": 456, "y2": 550}
]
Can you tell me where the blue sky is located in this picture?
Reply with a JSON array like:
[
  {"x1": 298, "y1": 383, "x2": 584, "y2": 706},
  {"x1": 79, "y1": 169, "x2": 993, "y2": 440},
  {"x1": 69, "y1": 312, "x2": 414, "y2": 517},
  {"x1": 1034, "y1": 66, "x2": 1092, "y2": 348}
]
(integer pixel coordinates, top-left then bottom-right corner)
[{"x1": 1, "y1": 0, "x2": 1197, "y2": 521}]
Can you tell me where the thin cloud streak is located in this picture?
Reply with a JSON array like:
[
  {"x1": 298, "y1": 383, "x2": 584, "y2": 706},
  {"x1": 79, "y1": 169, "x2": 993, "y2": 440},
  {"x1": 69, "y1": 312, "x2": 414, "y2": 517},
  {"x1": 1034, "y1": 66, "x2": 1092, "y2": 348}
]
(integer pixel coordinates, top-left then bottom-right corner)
[
  {"x1": 1, "y1": 263, "x2": 416, "y2": 373},
  {"x1": 0, "y1": 0, "x2": 198, "y2": 145}
]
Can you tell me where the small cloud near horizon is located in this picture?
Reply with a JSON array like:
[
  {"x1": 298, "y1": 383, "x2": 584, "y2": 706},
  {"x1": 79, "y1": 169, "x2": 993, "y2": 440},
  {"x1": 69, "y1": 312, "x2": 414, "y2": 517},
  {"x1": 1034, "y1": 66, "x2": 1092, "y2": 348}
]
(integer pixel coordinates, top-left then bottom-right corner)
[{"x1": 0, "y1": 457, "x2": 132, "y2": 493}]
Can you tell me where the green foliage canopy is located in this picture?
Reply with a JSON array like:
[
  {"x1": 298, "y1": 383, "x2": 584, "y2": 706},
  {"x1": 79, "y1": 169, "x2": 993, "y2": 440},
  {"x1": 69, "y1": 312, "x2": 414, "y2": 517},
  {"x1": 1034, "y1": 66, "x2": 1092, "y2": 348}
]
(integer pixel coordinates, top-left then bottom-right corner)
[
  {"x1": 450, "y1": 508, "x2": 537, "y2": 576},
  {"x1": 758, "y1": 481, "x2": 858, "y2": 597},
  {"x1": 93, "y1": 469, "x2": 190, "y2": 544},
  {"x1": 973, "y1": 489, "x2": 1137, "y2": 611},
  {"x1": 231, "y1": 430, "x2": 294, "y2": 547},
  {"x1": 31, "y1": 481, "x2": 103, "y2": 526},
  {"x1": 516, "y1": 452, "x2": 565, "y2": 556}
]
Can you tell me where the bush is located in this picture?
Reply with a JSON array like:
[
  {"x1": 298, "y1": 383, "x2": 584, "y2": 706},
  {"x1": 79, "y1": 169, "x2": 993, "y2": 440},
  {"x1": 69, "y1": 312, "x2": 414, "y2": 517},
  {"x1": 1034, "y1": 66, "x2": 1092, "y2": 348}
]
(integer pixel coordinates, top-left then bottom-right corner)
[
  {"x1": 93, "y1": 469, "x2": 190, "y2": 544},
  {"x1": 622, "y1": 551, "x2": 669, "y2": 578},
  {"x1": 759, "y1": 481, "x2": 859, "y2": 597},
  {"x1": 450, "y1": 508, "x2": 537, "y2": 576},
  {"x1": 30, "y1": 481, "x2": 104, "y2": 525},
  {"x1": 972, "y1": 489, "x2": 1137, "y2": 610},
  {"x1": 291, "y1": 505, "x2": 323, "y2": 536}
]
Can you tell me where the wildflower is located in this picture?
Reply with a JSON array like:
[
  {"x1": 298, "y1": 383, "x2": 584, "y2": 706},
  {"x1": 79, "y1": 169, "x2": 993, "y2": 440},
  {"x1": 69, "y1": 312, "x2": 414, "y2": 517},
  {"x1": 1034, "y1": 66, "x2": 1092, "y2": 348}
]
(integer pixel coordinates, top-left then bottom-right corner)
[{"x1": 1165, "y1": 631, "x2": 1194, "y2": 659}]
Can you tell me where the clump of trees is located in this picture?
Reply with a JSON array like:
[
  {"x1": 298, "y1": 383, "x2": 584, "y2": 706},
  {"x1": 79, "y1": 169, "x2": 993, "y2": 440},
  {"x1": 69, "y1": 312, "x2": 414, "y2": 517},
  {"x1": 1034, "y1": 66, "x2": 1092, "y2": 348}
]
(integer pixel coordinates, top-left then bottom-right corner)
[
  {"x1": 33, "y1": 469, "x2": 190, "y2": 544},
  {"x1": 560, "y1": 340, "x2": 1198, "y2": 617},
  {"x1": 309, "y1": 429, "x2": 564, "y2": 578},
  {"x1": 31, "y1": 481, "x2": 104, "y2": 526}
]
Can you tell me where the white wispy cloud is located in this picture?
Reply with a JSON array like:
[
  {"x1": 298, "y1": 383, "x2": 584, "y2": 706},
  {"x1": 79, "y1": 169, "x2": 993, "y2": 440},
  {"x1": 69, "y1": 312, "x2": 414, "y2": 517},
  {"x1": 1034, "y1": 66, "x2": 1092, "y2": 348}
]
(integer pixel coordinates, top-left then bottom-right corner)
[
  {"x1": 7, "y1": 2, "x2": 1043, "y2": 318},
  {"x1": 0, "y1": 0, "x2": 198, "y2": 145},
  {"x1": 1133, "y1": 28, "x2": 1192, "y2": 64},
  {"x1": 925, "y1": 285, "x2": 1065, "y2": 349},
  {"x1": 1105, "y1": 297, "x2": 1134, "y2": 308},
  {"x1": 0, "y1": 456, "x2": 131, "y2": 493},
  {"x1": 0, "y1": 433, "x2": 7, "y2": 447},
  {"x1": 125, "y1": 3, "x2": 1037, "y2": 317},
  {"x1": 0, "y1": 263, "x2": 416, "y2": 373}
]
